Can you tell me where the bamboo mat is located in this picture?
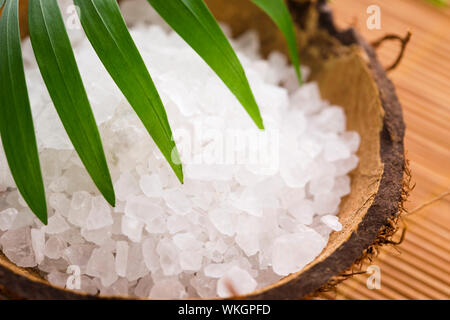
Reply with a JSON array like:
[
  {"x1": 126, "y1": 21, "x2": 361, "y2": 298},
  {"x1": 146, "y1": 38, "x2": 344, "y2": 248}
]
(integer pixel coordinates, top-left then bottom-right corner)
[{"x1": 314, "y1": 0, "x2": 450, "y2": 300}]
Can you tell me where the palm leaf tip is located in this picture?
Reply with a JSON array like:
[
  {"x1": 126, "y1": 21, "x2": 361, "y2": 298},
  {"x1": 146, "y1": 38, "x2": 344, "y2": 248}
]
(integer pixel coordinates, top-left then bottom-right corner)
[
  {"x1": 147, "y1": 0, "x2": 265, "y2": 130},
  {"x1": 252, "y1": 0, "x2": 303, "y2": 85},
  {"x1": 0, "y1": 0, "x2": 48, "y2": 224}
]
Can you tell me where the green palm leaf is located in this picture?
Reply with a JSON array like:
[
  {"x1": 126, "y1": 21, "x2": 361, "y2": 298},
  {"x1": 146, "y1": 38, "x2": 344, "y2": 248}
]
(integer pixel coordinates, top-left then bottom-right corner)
[
  {"x1": 28, "y1": 0, "x2": 115, "y2": 206},
  {"x1": 74, "y1": 0, "x2": 183, "y2": 182},
  {"x1": 252, "y1": 0, "x2": 302, "y2": 84},
  {"x1": 147, "y1": 0, "x2": 265, "y2": 129},
  {"x1": 0, "y1": 0, "x2": 47, "y2": 224}
]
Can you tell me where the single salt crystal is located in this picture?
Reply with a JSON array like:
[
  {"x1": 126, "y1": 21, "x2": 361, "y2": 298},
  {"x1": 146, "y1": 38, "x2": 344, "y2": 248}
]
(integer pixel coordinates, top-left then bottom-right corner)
[
  {"x1": 81, "y1": 226, "x2": 112, "y2": 245},
  {"x1": 290, "y1": 82, "x2": 323, "y2": 115},
  {"x1": 139, "y1": 173, "x2": 163, "y2": 198},
  {"x1": 0, "y1": 227, "x2": 36, "y2": 267},
  {"x1": 79, "y1": 275, "x2": 98, "y2": 295},
  {"x1": 38, "y1": 256, "x2": 69, "y2": 273},
  {"x1": 144, "y1": 215, "x2": 167, "y2": 234},
  {"x1": 47, "y1": 270, "x2": 68, "y2": 288},
  {"x1": 190, "y1": 275, "x2": 217, "y2": 299},
  {"x1": 287, "y1": 199, "x2": 315, "y2": 225},
  {"x1": 208, "y1": 207, "x2": 236, "y2": 236},
  {"x1": 86, "y1": 247, "x2": 118, "y2": 287},
  {"x1": 313, "y1": 193, "x2": 341, "y2": 215},
  {"x1": 308, "y1": 162, "x2": 336, "y2": 195},
  {"x1": 115, "y1": 241, "x2": 129, "y2": 277},
  {"x1": 10, "y1": 208, "x2": 35, "y2": 230},
  {"x1": 204, "y1": 263, "x2": 232, "y2": 278},
  {"x1": 31, "y1": 228, "x2": 46, "y2": 264},
  {"x1": 164, "y1": 189, "x2": 192, "y2": 216},
  {"x1": 320, "y1": 215, "x2": 342, "y2": 231},
  {"x1": 86, "y1": 196, "x2": 113, "y2": 230},
  {"x1": 0, "y1": 208, "x2": 18, "y2": 231},
  {"x1": 126, "y1": 243, "x2": 149, "y2": 281},
  {"x1": 124, "y1": 195, "x2": 163, "y2": 225},
  {"x1": 323, "y1": 137, "x2": 351, "y2": 162},
  {"x1": 142, "y1": 237, "x2": 160, "y2": 272},
  {"x1": 149, "y1": 278, "x2": 187, "y2": 299},
  {"x1": 334, "y1": 154, "x2": 359, "y2": 176},
  {"x1": 167, "y1": 215, "x2": 189, "y2": 234},
  {"x1": 341, "y1": 131, "x2": 361, "y2": 153},
  {"x1": 179, "y1": 251, "x2": 203, "y2": 271},
  {"x1": 134, "y1": 275, "x2": 153, "y2": 298},
  {"x1": 100, "y1": 278, "x2": 129, "y2": 296},
  {"x1": 68, "y1": 191, "x2": 92, "y2": 227},
  {"x1": 217, "y1": 266, "x2": 257, "y2": 298},
  {"x1": 157, "y1": 238, "x2": 181, "y2": 276},
  {"x1": 115, "y1": 172, "x2": 140, "y2": 201},
  {"x1": 333, "y1": 175, "x2": 351, "y2": 197},
  {"x1": 63, "y1": 244, "x2": 95, "y2": 272},
  {"x1": 44, "y1": 213, "x2": 70, "y2": 234},
  {"x1": 172, "y1": 233, "x2": 202, "y2": 251},
  {"x1": 313, "y1": 106, "x2": 346, "y2": 133},
  {"x1": 48, "y1": 193, "x2": 70, "y2": 216},
  {"x1": 121, "y1": 216, "x2": 144, "y2": 243},
  {"x1": 44, "y1": 236, "x2": 67, "y2": 260},
  {"x1": 235, "y1": 233, "x2": 260, "y2": 256},
  {"x1": 271, "y1": 229, "x2": 326, "y2": 276}
]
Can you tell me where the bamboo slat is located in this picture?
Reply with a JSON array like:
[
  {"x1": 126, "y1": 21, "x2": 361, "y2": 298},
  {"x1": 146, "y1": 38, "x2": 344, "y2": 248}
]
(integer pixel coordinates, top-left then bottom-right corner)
[{"x1": 316, "y1": 0, "x2": 450, "y2": 300}]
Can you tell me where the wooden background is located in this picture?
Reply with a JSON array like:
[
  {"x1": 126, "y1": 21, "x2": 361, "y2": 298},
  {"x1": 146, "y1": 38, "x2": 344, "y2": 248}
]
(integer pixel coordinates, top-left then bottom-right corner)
[{"x1": 315, "y1": 0, "x2": 450, "y2": 300}]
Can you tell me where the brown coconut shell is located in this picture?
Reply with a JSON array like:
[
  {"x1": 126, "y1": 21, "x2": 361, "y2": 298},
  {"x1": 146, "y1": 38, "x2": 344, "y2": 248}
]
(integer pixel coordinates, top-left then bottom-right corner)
[{"x1": 0, "y1": 0, "x2": 405, "y2": 299}]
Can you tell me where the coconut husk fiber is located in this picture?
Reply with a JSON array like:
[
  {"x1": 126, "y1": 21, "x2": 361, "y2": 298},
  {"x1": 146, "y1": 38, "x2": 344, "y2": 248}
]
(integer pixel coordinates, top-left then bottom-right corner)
[{"x1": 0, "y1": 0, "x2": 405, "y2": 299}]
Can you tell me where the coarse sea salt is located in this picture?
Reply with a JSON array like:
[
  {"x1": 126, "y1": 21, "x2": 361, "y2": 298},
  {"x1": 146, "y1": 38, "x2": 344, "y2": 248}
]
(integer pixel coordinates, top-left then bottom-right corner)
[{"x1": 0, "y1": 0, "x2": 360, "y2": 298}]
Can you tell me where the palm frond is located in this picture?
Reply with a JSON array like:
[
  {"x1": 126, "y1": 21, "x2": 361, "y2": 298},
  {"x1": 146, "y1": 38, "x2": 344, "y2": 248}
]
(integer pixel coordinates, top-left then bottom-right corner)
[
  {"x1": 28, "y1": 0, "x2": 115, "y2": 206},
  {"x1": 74, "y1": 0, "x2": 183, "y2": 183},
  {"x1": 0, "y1": 0, "x2": 47, "y2": 224}
]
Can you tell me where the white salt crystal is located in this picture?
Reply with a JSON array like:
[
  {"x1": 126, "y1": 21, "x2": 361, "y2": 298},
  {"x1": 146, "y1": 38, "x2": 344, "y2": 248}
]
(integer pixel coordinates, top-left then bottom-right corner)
[
  {"x1": 31, "y1": 228, "x2": 46, "y2": 264},
  {"x1": 124, "y1": 195, "x2": 163, "y2": 225},
  {"x1": 48, "y1": 193, "x2": 70, "y2": 216},
  {"x1": 157, "y1": 238, "x2": 181, "y2": 276},
  {"x1": 272, "y1": 229, "x2": 326, "y2": 276},
  {"x1": 217, "y1": 266, "x2": 257, "y2": 298},
  {"x1": 149, "y1": 278, "x2": 187, "y2": 299},
  {"x1": 134, "y1": 275, "x2": 153, "y2": 298},
  {"x1": 0, "y1": 208, "x2": 18, "y2": 231},
  {"x1": 172, "y1": 233, "x2": 202, "y2": 251},
  {"x1": 47, "y1": 270, "x2": 68, "y2": 288},
  {"x1": 121, "y1": 216, "x2": 144, "y2": 243},
  {"x1": 167, "y1": 215, "x2": 189, "y2": 234},
  {"x1": 320, "y1": 215, "x2": 343, "y2": 231},
  {"x1": 288, "y1": 199, "x2": 315, "y2": 225},
  {"x1": 44, "y1": 236, "x2": 67, "y2": 260},
  {"x1": 142, "y1": 237, "x2": 160, "y2": 272},
  {"x1": 81, "y1": 226, "x2": 112, "y2": 245},
  {"x1": 204, "y1": 263, "x2": 232, "y2": 278},
  {"x1": 164, "y1": 189, "x2": 192, "y2": 216},
  {"x1": 0, "y1": 227, "x2": 36, "y2": 267},
  {"x1": 85, "y1": 196, "x2": 113, "y2": 230},
  {"x1": 139, "y1": 174, "x2": 163, "y2": 198},
  {"x1": 208, "y1": 207, "x2": 236, "y2": 236},
  {"x1": 126, "y1": 243, "x2": 149, "y2": 282},
  {"x1": 179, "y1": 251, "x2": 203, "y2": 271},
  {"x1": 86, "y1": 247, "x2": 118, "y2": 287},
  {"x1": 115, "y1": 241, "x2": 129, "y2": 277},
  {"x1": 44, "y1": 214, "x2": 70, "y2": 234},
  {"x1": 68, "y1": 191, "x2": 92, "y2": 227},
  {"x1": 313, "y1": 193, "x2": 341, "y2": 215},
  {"x1": 63, "y1": 244, "x2": 95, "y2": 272},
  {"x1": 115, "y1": 172, "x2": 140, "y2": 201}
]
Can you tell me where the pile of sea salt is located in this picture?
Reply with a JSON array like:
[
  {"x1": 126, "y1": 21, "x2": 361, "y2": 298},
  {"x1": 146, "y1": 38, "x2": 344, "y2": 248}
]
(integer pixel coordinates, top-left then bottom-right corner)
[{"x1": 0, "y1": 0, "x2": 359, "y2": 299}]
